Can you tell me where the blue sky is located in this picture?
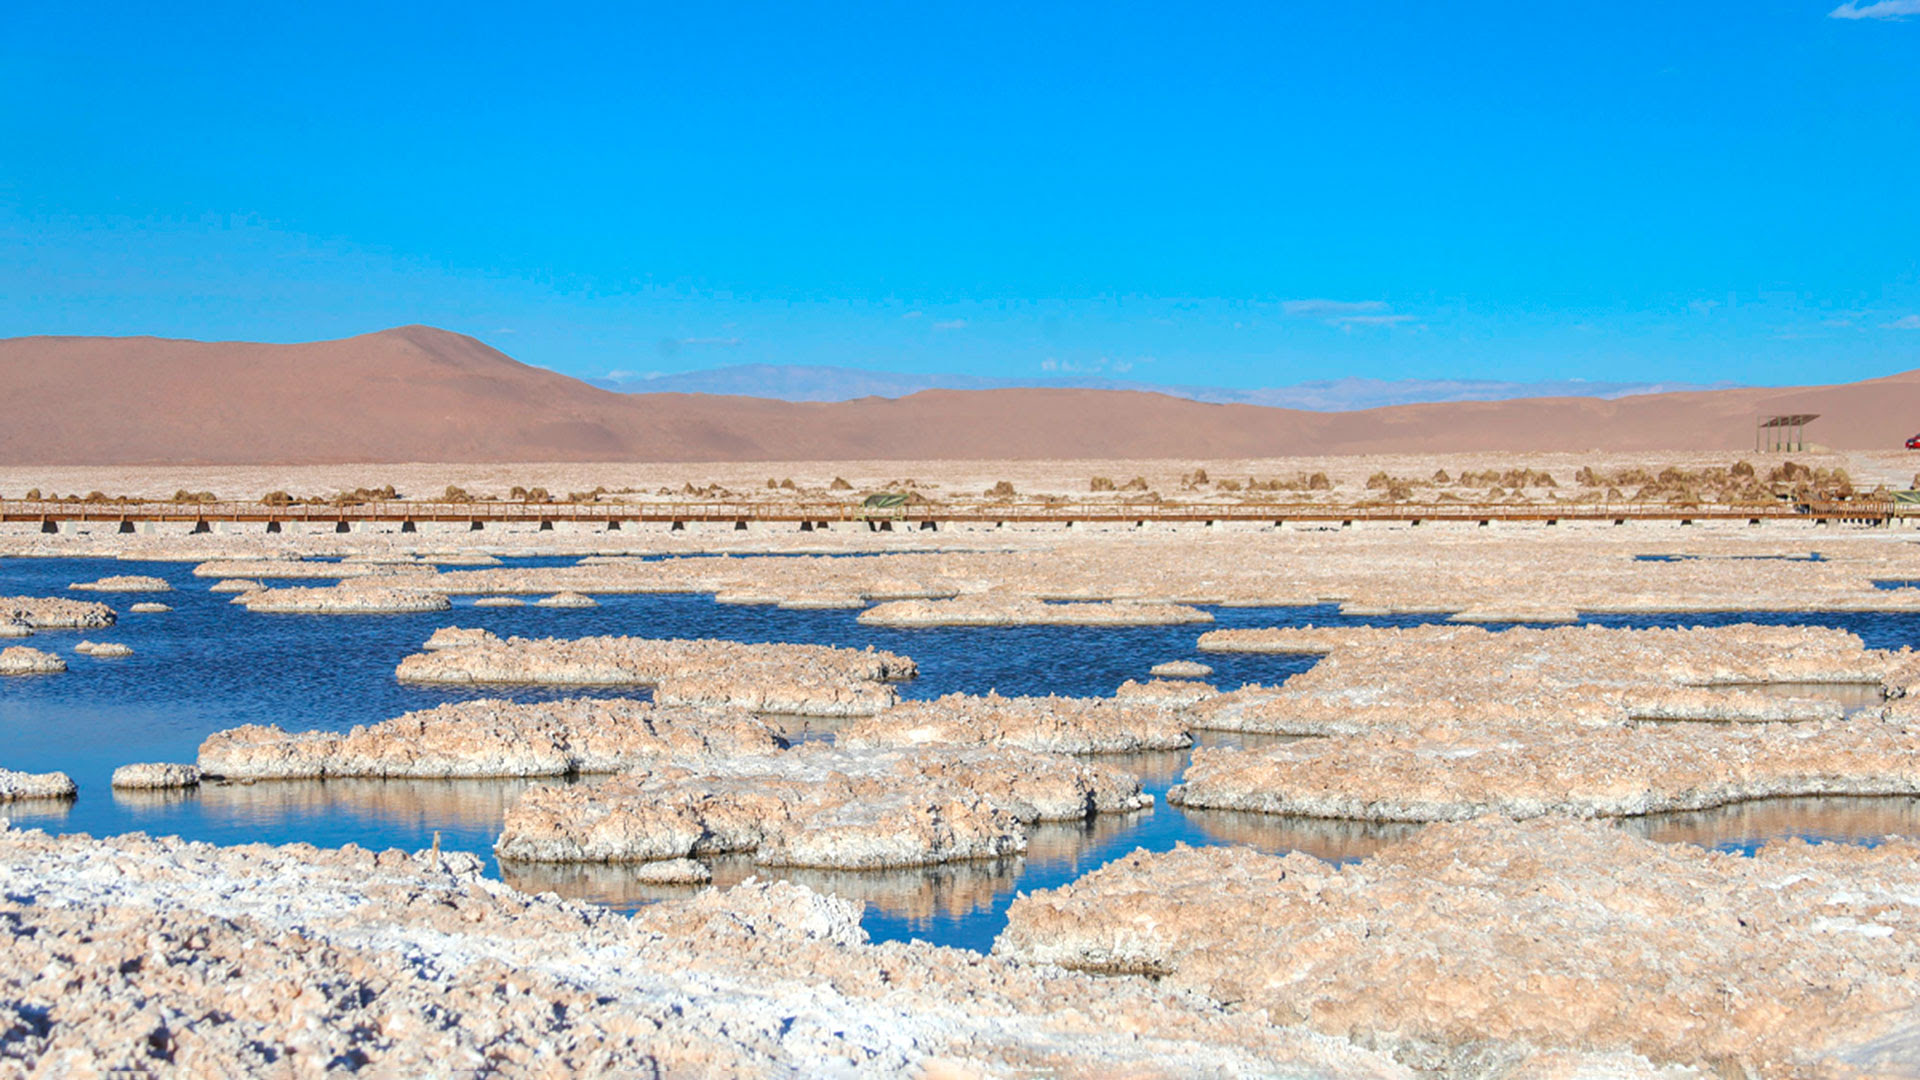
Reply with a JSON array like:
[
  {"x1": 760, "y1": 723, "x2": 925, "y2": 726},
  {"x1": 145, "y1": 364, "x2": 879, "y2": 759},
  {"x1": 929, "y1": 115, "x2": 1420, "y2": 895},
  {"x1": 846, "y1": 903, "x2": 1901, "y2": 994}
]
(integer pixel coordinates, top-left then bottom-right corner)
[{"x1": 3, "y1": 1, "x2": 1916, "y2": 389}]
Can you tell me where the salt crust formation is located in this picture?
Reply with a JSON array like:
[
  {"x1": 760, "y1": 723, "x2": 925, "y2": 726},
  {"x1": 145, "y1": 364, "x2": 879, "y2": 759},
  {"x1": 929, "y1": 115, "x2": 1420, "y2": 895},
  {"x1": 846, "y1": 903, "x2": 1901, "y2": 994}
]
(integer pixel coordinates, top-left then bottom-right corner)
[
  {"x1": 0, "y1": 769, "x2": 76, "y2": 801},
  {"x1": 0, "y1": 646, "x2": 65, "y2": 675},
  {"x1": 1116, "y1": 678, "x2": 1222, "y2": 707},
  {"x1": 127, "y1": 601, "x2": 170, "y2": 613},
  {"x1": 0, "y1": 825, "x2": 1405, "y2": 1078},
  {"x1": 32, "y1": 521, "x2": 1920, "y2": 620},
  {"x1": 238, "y1": 583, "x2": 453, "y2": 614},
  {"x1": 397, "y1": 629, "x2": 917, "y2": 716},
  {"x1": 1191, "y1": 623, "x2": 1896, "y2": 734},
  {"x1": 421, "y1": 625, "x2": 496, "y2": 650},
  {"x1": 0, "y1": 621, "x2": 28, "y2": 638},
  {"x1": 1150, "y1": 659, "x2": 1214, "y2": 678},
  {"x1": 67, "y1": 574, "x2": 170, "y2": 592},
  {"x1": 1169, "y1": 714, "x2": 1920, "y2": 820},
  {"x1": 839, "y1": 692, "x2": 1192, "y2": 753},
  {"x1": 474, "y1": 596, "x2": 524, "y2": 606},
  {"x1": 0, "y1": 596, "x2": 116, "y2": 628},
  {"x1": 197, "y1": 698, "x2": 786, "y2": 780},
  {"x1": 73, "y1": 640, "x2": 133, "y2": 658},
  {"x1": 534, "y1": 590, "x2": 597, "y2": 607},
  {"x1": 102, "y1": 527, "x2": 1920, "y2": 619},
  {"x1": 496, "y1": 744, "x2": 1152, "y2": 868},
  {"x1": 207, "y1": 577, "x2": 263, "y2": 592},
  {"x1": 110, "y1": 763, "x2": 202, "y2": 790},
  {"x1": 1173, "y1": 624, "x2": 1920, "y2": 820},
  {"x1": 995, "y1": 816, "x2": 1920, "y2": 1075},
  {"x1": 859, "y1": 596, "x2": 1214, "y2": 627}
]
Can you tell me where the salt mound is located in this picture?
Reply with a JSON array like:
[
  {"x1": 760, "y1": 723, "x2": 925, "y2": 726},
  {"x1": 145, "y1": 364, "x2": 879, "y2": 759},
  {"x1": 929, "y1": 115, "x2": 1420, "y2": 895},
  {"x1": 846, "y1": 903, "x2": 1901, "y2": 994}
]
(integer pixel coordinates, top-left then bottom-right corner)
[
  {"x1": 1115, "y1": 678, "x2": 1221, "y2": 708},
  {"x1": 1, "y1": 596, "x2": 117, "y2": 629},
  {"x1": 111, "y1": 763, "x2": 201, "y2": 790},
  {"x1": 996, "y1": 816, "x2": 1920, "y2": 1073},
  {"x1": 840, "y1": 692, "x2": 1192, "y2": 753},
  {"x1": 1169, "y1": 716, "x2": 1920, "y2": 821},
  {"x1": 860, "y1": 596, "x2": 1214, "y2": 627},
  {"x1": 74, "y1": 641, "x2": 133, "y2": 658},
  {"x1": 0, "y1": 768, "x2": 76, "y2": 801},
  {"x1": 534, "y1": 591, "x2": 597, "y2": 608},
  {"x1": 240, "y1": 585, "x2": 451, "y2": 615},
  {"x1": 496, "y1": 744, "x2": 1150, "y2": 868},
  {"x1": 474, "y1": 596, "x2": 525, "y2": 607},
  {"x1": 69, "y1": 575, "x2": 170, "y2": 593},
  {"x1": 1149, "y1": 660, "x2": 1213, "y2": 678},
  {"x1": 199, "y1": 698, "x2": 786, "y2": 780},
  {"x1": 0, "y1": 647, "x2": 65, "y2": 675},
  {"x1": 208, "y1": 578, "x2": 264, "y2": 593},
  {"x1": 423, "y1": 626, "x2": 498, "y2": 651},
  {"x1": 397, "y1": 633, "x2": 916, "y2": 717},
  {"x1": 0, "y1": 621, "x2": 29, "y2": 639},
  {"x1": 128, "y1": 602, "x2": 171, "y2": 613}
]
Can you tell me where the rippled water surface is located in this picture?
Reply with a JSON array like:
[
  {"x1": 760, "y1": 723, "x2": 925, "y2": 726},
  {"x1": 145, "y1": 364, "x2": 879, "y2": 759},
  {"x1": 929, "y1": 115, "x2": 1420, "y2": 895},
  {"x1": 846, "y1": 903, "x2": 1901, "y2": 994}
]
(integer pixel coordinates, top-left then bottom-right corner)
[{"x1": 7, "y1": 554, "x2": 1920, "y2": 951}]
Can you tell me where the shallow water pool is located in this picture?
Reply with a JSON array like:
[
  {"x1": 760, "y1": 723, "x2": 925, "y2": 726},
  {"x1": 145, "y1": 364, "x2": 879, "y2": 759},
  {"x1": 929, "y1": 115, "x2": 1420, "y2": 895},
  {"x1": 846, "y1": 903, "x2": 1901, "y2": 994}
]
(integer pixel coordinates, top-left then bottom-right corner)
[{"x1": 6, "y1": 554, "x2": 1920, "y2": 950}]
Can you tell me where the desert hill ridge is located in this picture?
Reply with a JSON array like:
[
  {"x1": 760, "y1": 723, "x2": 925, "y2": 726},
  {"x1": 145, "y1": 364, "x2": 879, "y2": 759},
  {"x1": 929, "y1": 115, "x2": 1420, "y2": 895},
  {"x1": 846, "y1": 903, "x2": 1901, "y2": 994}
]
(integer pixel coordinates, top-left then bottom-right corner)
[{"x1": 2, "y1": 326, "x2": 1917, "y2": 464}]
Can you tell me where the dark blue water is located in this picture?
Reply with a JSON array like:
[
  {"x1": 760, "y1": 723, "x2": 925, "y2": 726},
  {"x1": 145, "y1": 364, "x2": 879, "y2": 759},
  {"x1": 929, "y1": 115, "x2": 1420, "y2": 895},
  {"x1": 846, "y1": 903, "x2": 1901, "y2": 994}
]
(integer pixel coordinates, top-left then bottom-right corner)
[{"x1": 7, "y1": 554, "x2": 1920, "y2": 951}]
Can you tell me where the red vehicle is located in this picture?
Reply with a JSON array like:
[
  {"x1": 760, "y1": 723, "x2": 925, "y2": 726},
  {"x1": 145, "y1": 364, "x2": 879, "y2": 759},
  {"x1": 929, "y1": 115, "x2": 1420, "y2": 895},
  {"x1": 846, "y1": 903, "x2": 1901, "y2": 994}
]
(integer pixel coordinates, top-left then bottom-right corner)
[{"x1": 1908, "y1": 434, "x2": 1920, "y2": 450}]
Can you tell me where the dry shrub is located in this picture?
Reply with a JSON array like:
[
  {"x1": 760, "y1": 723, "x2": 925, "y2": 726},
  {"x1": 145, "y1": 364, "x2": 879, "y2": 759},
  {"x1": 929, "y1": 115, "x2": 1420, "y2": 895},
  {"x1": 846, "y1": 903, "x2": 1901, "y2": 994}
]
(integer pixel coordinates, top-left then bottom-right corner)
[
  {"x1": 986, "y1": 480, "x2": 1016, "y2": 497},
  {"x1": 443, "y1": 486, "x2": 475, "y2": 503},
  {"x1": 260, "y1": 491, "x2": 295, "y2": 507},
  {"x1": 172, "y1": 490, "x2": 217, "y2": 504},
  {"x1": 22, "y1": 488, "x2": 41, "y2": 501},
  {"x1": 830, "y1": 477, "x2": 853, "y2": 491},
  {"x1": 1432, "y1": 469, "x2": 1451, "y2": 484},
  {"x1": 1089, "y1": 476, "x2": 1116, "y2": 492},
  {"x1": 1122, "y1": 476, "x2": 1150, "y2": 491},
  {"x1": 1216, "y1": 478, "x2": 1242, "y2": 491},
  {"x1": 780, "y1": 478, "x2": 796, "y2": 490}
]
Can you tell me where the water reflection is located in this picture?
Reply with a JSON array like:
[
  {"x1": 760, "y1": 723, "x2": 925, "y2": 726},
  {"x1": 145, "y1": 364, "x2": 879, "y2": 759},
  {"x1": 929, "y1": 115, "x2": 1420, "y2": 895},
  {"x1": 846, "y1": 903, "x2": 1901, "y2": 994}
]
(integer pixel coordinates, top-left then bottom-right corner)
[
  {"x1": 502, "y1": 809, "x2": 1152, "y2": 919},
  {"x1": 0, "y1": 797, "x2": 72, "y2": 826},
  {"x1": 1624, "y1": 795, "x2": 1920, "y2": 854},
  {"x1": 1181, "y1": 807, "x2": 1421, "y2": 863}
]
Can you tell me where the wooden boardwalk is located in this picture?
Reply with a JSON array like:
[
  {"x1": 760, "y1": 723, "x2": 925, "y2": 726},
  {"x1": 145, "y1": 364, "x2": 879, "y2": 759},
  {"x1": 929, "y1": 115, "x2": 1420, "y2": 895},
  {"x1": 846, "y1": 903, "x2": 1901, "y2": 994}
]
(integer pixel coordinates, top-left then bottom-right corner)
[{"x1": 0, "y1": 497, "x2": 1890, "y2": 530}]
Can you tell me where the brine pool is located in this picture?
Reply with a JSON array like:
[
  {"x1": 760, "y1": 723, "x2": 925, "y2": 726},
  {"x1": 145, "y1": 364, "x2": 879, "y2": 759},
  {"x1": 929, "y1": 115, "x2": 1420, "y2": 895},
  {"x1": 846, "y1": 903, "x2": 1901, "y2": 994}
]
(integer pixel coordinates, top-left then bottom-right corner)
[{"x1": 5, "y1": 555, "x2": 1920, "y2": 951}]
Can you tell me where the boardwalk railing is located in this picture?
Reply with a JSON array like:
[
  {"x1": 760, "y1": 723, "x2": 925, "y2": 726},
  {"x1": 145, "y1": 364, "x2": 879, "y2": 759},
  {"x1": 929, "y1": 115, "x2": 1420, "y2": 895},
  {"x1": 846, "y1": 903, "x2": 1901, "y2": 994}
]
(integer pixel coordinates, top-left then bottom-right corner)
[{"x1": 0, "y1": 496, "x2": 1863, "y2": 528}]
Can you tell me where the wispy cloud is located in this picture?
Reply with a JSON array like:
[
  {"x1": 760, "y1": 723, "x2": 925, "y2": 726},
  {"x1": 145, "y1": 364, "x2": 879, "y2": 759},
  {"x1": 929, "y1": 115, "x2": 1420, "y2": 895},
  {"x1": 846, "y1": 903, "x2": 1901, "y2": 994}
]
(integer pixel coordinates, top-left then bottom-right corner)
[
  {"x1": 1830, "y1": 0, "x2": 1920, "y2": 18},
  {"x1": 1283, "y1": 298, "x2": 1421, "y2": 330},
  {"x1": 931, "y1": 319, "x2": 968, "y2": 331},
  {"x1": 901, "y1": 310, "x2": 924, "y2": 320},
  {"x1": 1041, "y1": 356, "x2": 1135, "y2": 374},
  {"x1": 655, "y1": 336, "x2": 743, "y2": 357},
  {"x1": 1281, "y1": 299, "x2": 1389, "y2": 318},
  {"x1": 1885, "y1": 314, "x2": 1920, "y2": 330}
]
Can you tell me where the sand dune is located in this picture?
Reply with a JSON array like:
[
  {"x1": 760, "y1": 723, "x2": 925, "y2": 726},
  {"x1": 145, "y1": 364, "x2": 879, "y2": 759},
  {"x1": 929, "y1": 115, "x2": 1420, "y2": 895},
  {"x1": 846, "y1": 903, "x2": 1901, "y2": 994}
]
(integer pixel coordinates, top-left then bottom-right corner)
[{"x1": 3, "y1": 326, "x2": 1916, "y2": 463}]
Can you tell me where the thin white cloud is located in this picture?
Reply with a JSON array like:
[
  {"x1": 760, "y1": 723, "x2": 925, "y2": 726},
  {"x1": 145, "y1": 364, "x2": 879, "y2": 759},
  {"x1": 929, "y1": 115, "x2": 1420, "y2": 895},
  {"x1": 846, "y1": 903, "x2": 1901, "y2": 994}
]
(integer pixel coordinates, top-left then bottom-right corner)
[
  {"x1": 680, "y1": 336, "x2": 744, "y2": 346},
  {"x1": 1281, "y1": 299, "x2": 1389, "y2": 318},
  {"x1": 1830, "y1": 0, "x2": 1920, "y2": 17},
  {"x1": 1884, "y1": 314, "x2": 1920, "y2": 330},
  {"x1": 901, "y1": 310, "x2": 924, "y2": 320},
  {"x1": 1282, "y1": 298, "x2": 1421, "y2": 330},
  {"x1": 931, "y1": 319, "x2": 968, "y2": 331}
]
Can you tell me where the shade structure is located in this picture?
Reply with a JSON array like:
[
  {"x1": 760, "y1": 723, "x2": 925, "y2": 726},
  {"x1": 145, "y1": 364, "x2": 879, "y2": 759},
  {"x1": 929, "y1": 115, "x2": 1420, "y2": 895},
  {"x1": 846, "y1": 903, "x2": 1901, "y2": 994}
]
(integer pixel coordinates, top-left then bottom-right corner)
[{"x1": 1756, "y1": 414, "x2": 1819, "y2": 452}]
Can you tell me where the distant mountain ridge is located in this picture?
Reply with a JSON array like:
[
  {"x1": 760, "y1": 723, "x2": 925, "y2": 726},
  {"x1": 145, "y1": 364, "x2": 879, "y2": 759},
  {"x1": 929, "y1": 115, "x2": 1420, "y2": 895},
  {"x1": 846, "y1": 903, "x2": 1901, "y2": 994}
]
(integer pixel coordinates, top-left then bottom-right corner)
[
  {"x1": 591, "y1": 364, "x2": 1729, "y2": 410},
  {"x1": 1, "y1": 326, "x2": 1912, "y2": 465}
]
